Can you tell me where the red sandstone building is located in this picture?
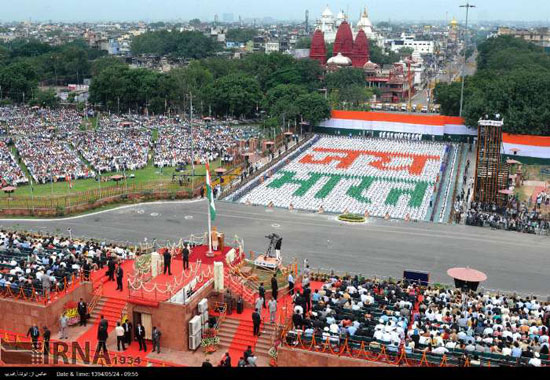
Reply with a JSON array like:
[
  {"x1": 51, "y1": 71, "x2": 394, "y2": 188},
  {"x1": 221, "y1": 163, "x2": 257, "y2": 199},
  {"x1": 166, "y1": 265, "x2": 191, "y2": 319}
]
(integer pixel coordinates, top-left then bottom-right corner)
[
  {"x1": 309, "y1": 20, "x2": 412, "y2": 103},
  {"x1": 309, "y1": 21, "x2": 369, "y2": 68}
]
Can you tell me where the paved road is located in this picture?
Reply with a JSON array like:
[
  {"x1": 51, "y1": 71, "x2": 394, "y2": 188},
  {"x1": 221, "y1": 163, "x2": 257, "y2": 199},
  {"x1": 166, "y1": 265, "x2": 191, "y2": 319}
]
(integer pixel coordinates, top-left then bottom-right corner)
[
  {"x1": 412, "y1": 51, "x2": 478, "y2": 108},
  {"x1": 1, "y1": 200, "x2": 548, "y2": 296}
]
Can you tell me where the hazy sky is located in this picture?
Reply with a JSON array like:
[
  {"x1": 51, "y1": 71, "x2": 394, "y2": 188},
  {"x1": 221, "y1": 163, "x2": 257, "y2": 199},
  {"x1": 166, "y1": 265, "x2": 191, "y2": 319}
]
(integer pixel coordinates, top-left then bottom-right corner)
[{"x1": 0, "y1": 0, "x2": 548, "y2": 23}]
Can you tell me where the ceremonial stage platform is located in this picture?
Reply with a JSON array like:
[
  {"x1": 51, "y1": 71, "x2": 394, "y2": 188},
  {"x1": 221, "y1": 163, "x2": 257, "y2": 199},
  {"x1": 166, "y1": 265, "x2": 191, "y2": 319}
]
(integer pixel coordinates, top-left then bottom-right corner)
[{"x1": 90, "y1": 245, "x2": 234, "y2": 305}]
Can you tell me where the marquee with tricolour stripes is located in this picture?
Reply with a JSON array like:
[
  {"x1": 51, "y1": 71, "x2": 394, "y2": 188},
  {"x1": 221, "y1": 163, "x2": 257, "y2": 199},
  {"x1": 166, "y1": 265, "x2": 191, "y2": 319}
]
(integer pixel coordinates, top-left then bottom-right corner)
[
  {"x1": 319, "y1": 111, "x2": 550, "y2": 159},
  {"x1": 502, "y1": 133, "x2": 550, "y2": 160},
  {"x1": 319, "y1": 110, "x2": 475, "y2": 136}
]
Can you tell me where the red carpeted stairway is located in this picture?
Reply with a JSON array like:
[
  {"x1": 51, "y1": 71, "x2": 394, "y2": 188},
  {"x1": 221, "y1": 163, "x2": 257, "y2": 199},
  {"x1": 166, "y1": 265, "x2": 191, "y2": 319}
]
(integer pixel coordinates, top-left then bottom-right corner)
[
  {"x1": 88, "y1": 297, "x2": 127, "y2": 326},
  {"x1": 217, "y1": 308, "x2": 277, "y2": 366},
  {"x1": 76, "y1": 296, "x2": 127, "y2": 354}
]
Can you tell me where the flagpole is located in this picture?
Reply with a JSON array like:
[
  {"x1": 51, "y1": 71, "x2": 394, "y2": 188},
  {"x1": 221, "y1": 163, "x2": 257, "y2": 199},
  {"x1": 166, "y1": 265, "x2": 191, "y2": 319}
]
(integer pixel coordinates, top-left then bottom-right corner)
[
  {"x1": 206, "y1": 162, "x2": 214, "y2": 257},
  {"x1": 207, "y1": 193, "x2": 213, "y2": 256}
]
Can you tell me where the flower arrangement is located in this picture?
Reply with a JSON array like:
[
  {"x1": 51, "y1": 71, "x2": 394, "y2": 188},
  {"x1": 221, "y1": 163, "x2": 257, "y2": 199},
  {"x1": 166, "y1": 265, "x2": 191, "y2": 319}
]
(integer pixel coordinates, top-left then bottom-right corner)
[
  {"x1": 135, "y1": 253, "x2": 152, "y2": 274},
  {"x1": 201, "y1": 328, "x2": 219, "y2": 353},
  {"x1": 268, "y1": 346, "x2": 278, "y2": 367},
  {"x1": 337, "y1": 213, "x2": 366, "y2": 223},
  {"x1": 63, "y1": 301, "x2": 79, "y2": 326}
]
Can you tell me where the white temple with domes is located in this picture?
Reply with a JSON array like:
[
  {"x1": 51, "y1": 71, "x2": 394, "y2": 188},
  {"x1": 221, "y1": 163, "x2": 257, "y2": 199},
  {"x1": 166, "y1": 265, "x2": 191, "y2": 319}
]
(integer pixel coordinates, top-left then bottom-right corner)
[{"x1": 315, "y1": 5, "x2": 384, "y2": 47}]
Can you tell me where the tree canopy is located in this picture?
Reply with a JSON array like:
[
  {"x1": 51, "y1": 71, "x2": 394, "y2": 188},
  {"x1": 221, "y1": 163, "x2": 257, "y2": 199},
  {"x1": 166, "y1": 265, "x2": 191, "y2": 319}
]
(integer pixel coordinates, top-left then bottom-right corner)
[
  {"x1": 325, "y1": 67, "x2": 372, "y2": 110},
  {"x1": 0, "y1": 38, "x2": 104, "y2": 90},
  {"x1": 225, "y1": 28, "x2": 257, "y2": 43},
  {"x1": 295, "y1": 37, "x2": 311, "y2": 49},
  {"x1": 131, "y1": 30, "x2": 218, "y2": 59},
  {"x1": 435, "y1": 35, "x2": 550, "y2": 135},
  {"x1": 369, "y1": 39, "x2": 401, "y2": 66},
  {"x1": 204, "y1": 73, "x2": 262, "y2": 118}
]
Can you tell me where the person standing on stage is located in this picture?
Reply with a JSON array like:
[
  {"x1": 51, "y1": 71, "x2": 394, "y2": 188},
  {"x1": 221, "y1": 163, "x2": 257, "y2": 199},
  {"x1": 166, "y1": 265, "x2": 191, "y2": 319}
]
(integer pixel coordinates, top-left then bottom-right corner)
[
  {"x1": 116, "y1": 264, "x2": 124, "y2": 291},
  {"x1": 268, "y1": 298, "x2": 278, "y2": 324},
  {"x1": 303, "y1": 284, "x2": 311, "y2": 314},
  {"x1": 78, "y1": 298, "x2": 87, "y2": 327},
  {"x1": 59, "y1": 313, "x2": 68, "y2": 339},
  {"x1": 152, "y1": 326, "x2": 161, "y2": 354},
  {"x1": 183, "y1": 244, "x2": 190, "y2": 270},
  {"x1": 288, "y1": 272, "x2": 294, "y2": 296},
  {"x1": 163, "y1": 249, "x2": 172, "y2": 275},
  {"x1": 27, "y1": 324, "x2": 40, "y2": 350},
  {"x1": 271, "y1": 273, "x2": 278, "y2": 300},
  {"x1": 115, "y1": 322, "x2": 126, "y2": 351},
  {"x1": 107, "y1": 256, "x2": 116, "y2": 281},
  {"x1": 97, "y1": 317, "x2": 108, "y2": 355},
  {"x1": 252, "y1": 309, "x2": 262, "y2": 336},
  {"x1": 136, "y1": 323, "x2": 147, "y2": 352},
  {"x1": 123, "y1": 319, "x2": 133, "y2": 345},
  {"x1": 42, "y1": 326, "x2": 51, "y2": 356},
  {"x1": 259, "y1": 283, "x2": 266, "y2": 308}
]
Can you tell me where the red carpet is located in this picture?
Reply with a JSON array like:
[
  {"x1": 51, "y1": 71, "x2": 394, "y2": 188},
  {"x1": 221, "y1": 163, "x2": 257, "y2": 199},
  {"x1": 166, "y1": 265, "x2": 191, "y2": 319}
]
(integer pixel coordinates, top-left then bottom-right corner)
[
  {"x1": 172, "y1": 245, "x2": 235, "y2": 266},
  {"x1": 76, "y1": 296, "x2": 126, "y2": 351},
  {"x1": 90, "y1": 245, "x2": 235, "y2": 304},
  {"x1": 226, "y1": 311, "x2": 260, "y2": 367},
  {"x1": 220, "y1": 280, "x2": 327, "y2": 366}
]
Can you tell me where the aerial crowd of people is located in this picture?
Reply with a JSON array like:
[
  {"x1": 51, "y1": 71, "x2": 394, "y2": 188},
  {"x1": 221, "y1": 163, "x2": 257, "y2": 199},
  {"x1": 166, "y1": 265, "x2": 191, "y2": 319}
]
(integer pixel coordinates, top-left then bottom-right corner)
[
  {"x1": 466, "y1": 196, "x2": 550, "y2": 235},
  {"x1": 0, "y1": 105, "x2": 260, "y2": 187},
  {"x1": 286, "y1": 274, "x2": 550, "y2": 367},
  {"x1": 0, "y1": 229, "x2": 134, "y2": 300}
]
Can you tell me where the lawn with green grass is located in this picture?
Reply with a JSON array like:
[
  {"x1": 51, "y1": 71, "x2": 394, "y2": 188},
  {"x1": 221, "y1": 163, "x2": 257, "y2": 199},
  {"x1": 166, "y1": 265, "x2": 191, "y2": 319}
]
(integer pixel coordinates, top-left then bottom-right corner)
[{"x1": 9, "y1": 158, "x2": 224, "y2": 197}]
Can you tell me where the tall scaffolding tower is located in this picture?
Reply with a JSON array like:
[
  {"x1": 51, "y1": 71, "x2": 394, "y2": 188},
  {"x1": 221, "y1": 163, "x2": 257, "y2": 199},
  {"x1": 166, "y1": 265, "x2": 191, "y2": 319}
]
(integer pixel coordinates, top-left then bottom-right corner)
[{"x1": 473, "y1": 117, "x2": 509, "y2": 205}]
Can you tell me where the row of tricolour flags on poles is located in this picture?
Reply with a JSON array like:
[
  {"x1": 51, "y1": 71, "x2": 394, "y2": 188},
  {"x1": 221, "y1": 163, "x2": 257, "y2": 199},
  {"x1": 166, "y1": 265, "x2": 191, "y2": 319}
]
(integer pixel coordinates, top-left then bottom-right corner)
[{"x1": 320, "y1": 111, "x2": 550, "y2": 159}]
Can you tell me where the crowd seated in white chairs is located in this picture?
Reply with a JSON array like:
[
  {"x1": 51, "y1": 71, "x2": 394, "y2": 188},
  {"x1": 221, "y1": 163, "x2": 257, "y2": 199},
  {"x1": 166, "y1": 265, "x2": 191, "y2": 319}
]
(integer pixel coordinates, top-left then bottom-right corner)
[
  {"x1": 379, "y1": 132, "x2": 422, "y2": 141},
  {"x1": 0, "y1": 139, "x2": 28, "y2": 186},
  {"x1": 70, "y1": 128, "x2": 151, "y2": 173},
  {"x1": 15, "y1": 137, "x2": 94, "y2": 184},
  {"x1": 0, "y1": 106, "x2": 81, "y2": 138},
  {"x1": 240, "y1": 136, "x2": 448, "y2": 221},
  {"x1": 154, "y1": 125, "x2": 258, "y2": 168}
]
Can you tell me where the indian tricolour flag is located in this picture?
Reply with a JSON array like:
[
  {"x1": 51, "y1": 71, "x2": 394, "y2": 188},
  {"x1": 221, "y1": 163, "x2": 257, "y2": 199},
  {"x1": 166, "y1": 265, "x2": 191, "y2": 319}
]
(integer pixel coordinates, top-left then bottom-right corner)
[{"x1": 205, "y1": 162, "x2": 216, "y2": 221}]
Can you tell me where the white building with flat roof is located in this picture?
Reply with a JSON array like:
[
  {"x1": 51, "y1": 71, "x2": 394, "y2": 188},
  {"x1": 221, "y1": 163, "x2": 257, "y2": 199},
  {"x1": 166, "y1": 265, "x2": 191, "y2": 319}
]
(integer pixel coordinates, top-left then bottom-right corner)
[
  {"x1": 391, "y1": 39, "x2": 434, "y2": 55},
  {"x1": 265, "y1": 41, "x2": 280, "y2": 54}
]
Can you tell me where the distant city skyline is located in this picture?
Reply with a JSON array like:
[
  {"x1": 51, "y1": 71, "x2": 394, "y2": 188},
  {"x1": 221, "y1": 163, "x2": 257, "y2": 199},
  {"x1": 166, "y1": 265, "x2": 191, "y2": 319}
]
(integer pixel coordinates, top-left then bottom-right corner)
[{"x1": 0, "y1": 0, "x2": 549, "y2": 24}]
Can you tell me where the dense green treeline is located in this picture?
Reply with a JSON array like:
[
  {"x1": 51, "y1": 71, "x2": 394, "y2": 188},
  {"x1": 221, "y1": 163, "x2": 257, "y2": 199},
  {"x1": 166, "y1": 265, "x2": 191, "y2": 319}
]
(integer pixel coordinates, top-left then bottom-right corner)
[
  {"x1": 435, "y1": 35, "x2": 550, "y2": 135},
  {"x1": 1, "y1": 35, "x2": 391, "y2": 127},
  {"x1": 89, "y1": 52, "x2": 331, "y2": 127},
  {"x1": 130, "y1": 30, "x2": 218, "y2": 59},
  {"x1": 0, "y1": 38, "x2": 105, "y2": 104}
]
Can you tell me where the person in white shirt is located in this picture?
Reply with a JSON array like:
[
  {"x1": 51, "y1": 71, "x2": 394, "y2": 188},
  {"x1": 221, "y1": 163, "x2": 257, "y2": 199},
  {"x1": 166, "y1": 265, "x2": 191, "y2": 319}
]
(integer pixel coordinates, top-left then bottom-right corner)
[
  {"x1": 501, "y1": 345, "x2": 512, "y2": 356},
  {"x1": 381, "y1": 331, "x2": 392, "y2": 343},
  {"x1": 432, "y1": 345, "x2": 449, "y2": 355},
  {"x1": 445, "y1": 340, "x2": 457, "y2": 349},
  {"x1": 528, "y1": 352, "x2": 541, "y2": 367},
  {"x1": 115, "y1": 322, "x2": 126, "y2": 351}
]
